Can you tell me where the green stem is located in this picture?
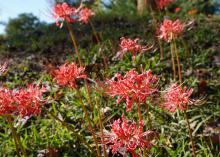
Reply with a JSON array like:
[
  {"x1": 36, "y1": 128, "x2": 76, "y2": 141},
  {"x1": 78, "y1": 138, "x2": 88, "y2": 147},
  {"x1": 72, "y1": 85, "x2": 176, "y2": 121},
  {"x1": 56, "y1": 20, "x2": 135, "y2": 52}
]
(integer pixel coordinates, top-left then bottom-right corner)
[
  {"x1": 170, "y1": 41, "x2": 176, "y2": 81},
  {"x1": 95, "y1": 97, "x2": 107, "y2": 157},
  {"x1": 173, "y1": 40, "x2": 182, "y2": 83},
  {"x1": 184, "y1": 111, "x2": 196, "y2": 157},
  {"x1": 66, "y1": 21, "x2": 93, "y2": 108},
  {"x1": 6, "y1": 116, "x2": 26, "y2": 157},
  {"x1": 66, "y1": 22, "x2": 82, "y2": 66},
  {"x1": 89, "y1": 20, "x2": 100, "y2": 43},
  {"x1": 75, "y1": 88, "x2": 100, "y2": 157}
]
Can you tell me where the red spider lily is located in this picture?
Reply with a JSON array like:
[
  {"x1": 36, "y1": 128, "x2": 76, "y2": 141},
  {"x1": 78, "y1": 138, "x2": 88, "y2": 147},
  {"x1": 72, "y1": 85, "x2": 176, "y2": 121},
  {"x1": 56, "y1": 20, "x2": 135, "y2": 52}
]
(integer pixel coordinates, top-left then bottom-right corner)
[
  {"x1": 158, "y1": 19, "x2": 184, "y2": 42},
  {"x1": 105, "y1": 69, "x2": 157, "y2": 111},
  {"x1": 78, "y1": 7, "x2": 95, "y2": 24},
  {"x1": 52, "y1": 2, "x2": 77, "y2": 26},
  {"x1": 157, "y1": 0, "x2": 173, "y2": 10},
  {"x1": 161, "y1": 83, "x2": 193, "y2": 112},
  {"x1": 118, "y1": 37, "x2": 142, "y2": 60},
  {"x1": 14, "y1": 84, "x2": 46, "y2": 117},
  {"x1": 51, "y1": 62, "x2": 87, "y2": 89},
  {"x1": 102, "y1": 115, "x2": 156, "y2": 157},
  {"x1": 0, "y1": 87, "x2": 17, "y2": 116}
]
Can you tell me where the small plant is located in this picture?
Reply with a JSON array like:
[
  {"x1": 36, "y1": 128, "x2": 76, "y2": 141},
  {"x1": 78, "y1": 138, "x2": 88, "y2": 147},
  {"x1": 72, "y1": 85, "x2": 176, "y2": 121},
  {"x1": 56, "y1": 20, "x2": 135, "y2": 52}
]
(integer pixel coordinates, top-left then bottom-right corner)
[
  {"x1": 161, "y1": 83, "x2": 197, "y2": 157},
  {"x1": 158, "y1": 19, "x2": 185, "y2": 82},
  {"x1": 0, "y1": 83, "x2": 45, "y2": 157}
]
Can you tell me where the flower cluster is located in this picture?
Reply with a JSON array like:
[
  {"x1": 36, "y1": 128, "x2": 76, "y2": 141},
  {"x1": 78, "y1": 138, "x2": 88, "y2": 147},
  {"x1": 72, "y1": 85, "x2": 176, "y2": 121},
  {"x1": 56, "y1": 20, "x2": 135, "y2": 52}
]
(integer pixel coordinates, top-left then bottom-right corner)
[
  {"x1": 0, "y1": 84, "x2": 45, "y2": 117},
  {"x1": 53, "y1": 2, "x2": 76, "y2": 26},
  {"x1": 14, "y1": 84, "x2": 46, "y2": 117},
  {"x1": 51, "y1": 62, "x2": 87, "y2": 89},
  {"x1": 161, "y1": 83, "x2": 193, "y2": 112},
  {"x1": 157, "y1": 0, "x2": 173, "y2": 10},
  {"x1": 53, "y1": 2, "x2": 94, "y2": 26},
  {"x1": 0, "y1": 87, "x2": 16, "y2": 116},
  {"x1": 103, "y1": 115, "x2": 156, "y2": 157},
  {"x1": 78, "y1": 7, "x2": 95, "y2": 24},
  {"x1": 119, "y1": 37, "x2": 142, "y2": 60},
  {"x1": 158, "y1": 19, "x2": 184, "y2": 42},
  {"x1": 105, "y1": 69, "x2": 157, "y2": 111}
]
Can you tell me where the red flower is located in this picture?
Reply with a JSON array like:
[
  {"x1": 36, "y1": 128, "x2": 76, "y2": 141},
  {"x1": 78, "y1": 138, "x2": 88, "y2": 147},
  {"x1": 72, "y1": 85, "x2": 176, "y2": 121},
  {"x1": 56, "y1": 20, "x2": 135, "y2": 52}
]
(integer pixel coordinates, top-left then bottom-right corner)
[
  {"x1": 0, "y1": 87, "x2": 16, "y2": 116},
  {"x1": 14, "y1": 84, "x2": 46, "y2": 117},
  {"x1": 78, "y1": 7, "x2": 95, "y2": 24},
  {"x1": 51, "y1": 62, "x2": 87, "y2": 89},
  {"x1": 119, "y1": 37, "x2": 142, "y2": 60},
  {"x1": 0, "y1": 84, "x2": 46, "y2": 117},
  {"x1": 105, "y1": 69, "x2": 157, "y2": 111},
  {"x1": 157, "y1": 0, "x2": 173, "y2": 10},
  {"x1": 158, "y1": 19, "x2": 184, "y2": 42},
  {"x1": 161, "y1": 83, "x2": 193, "y2": 112},
  {"x1": 103, "y1": 115, "x2": 156, "y2": 157},
  {"x1": 53, "y1": 2, "x2": 76, "y2": 26}
]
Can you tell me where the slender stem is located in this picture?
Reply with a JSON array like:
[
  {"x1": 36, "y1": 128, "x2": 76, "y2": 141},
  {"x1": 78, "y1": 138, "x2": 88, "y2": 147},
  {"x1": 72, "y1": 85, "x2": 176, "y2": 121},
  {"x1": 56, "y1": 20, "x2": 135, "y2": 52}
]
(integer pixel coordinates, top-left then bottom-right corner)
[
  {"x1": 75, "y1": 88, "x2": 100, "y2": 157},
  {"x1": 158, "y1": 39, "x2": 164, "y2": 60},
  {"x1": 66, "y1": 22, "x2": 92, "y2": 108},
  {"x1": 7, "y1": 117, "x2": 20, "y2": 155},
  {"x1": 89, "y1": 20, "x2": 100, "y2": 43},
  {"x1": 66, "y1": 22, "x2": 82, "y2": 66},
  {"x1": 184, "y1": 111, "x2": 196, "y2": 157},
  {"x1": 6, "y1": 116, "x2": 26, "y2": 157},
  {"x1": 48, "y1": 111, "x2": 93, "y2": 153},
  {"x1": 173, "y1": 40, "x2": 182, "y2": 83},
  {"x1": 170, "y1": 42, "x2": 176, "y2": 81},
  {"x1": 66, "y1": 22, "x2": 98, "y2": 155},
  {"x1": 95, "y1": 97, "x2": 107, "y2": 157}
]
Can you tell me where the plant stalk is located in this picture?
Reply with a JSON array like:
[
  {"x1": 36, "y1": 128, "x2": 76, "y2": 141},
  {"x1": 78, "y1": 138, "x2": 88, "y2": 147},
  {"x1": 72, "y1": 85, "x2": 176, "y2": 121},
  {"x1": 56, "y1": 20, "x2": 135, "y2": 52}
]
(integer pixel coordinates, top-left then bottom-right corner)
[
  {"x1": 95, "y1": 97, "x2": 107, "y2": 157},
  {"x1": 170, "y1": 42, "x2": 176, "y2": 81},
  {"x1": 173, "y1": 40, "x2": 182, "y2": 83},
  {"x1": 6, "y1": 116, "x2": 26, "y2": 157},
  {"x1": 89, "y1": 20, "x2": 100, "y2": 43},
  {"x1": 75, "y1": 88, "x2": 100, "y2": 157},
  {"x1": 184, "y1": 111, "x2": 196, "y2": 157},
  {"x1": 66, "y1": 22, "x2": 93, "y2": 107},
  {"x1": 66, "y1": 22, "x2": 82, "y2": 66}
]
